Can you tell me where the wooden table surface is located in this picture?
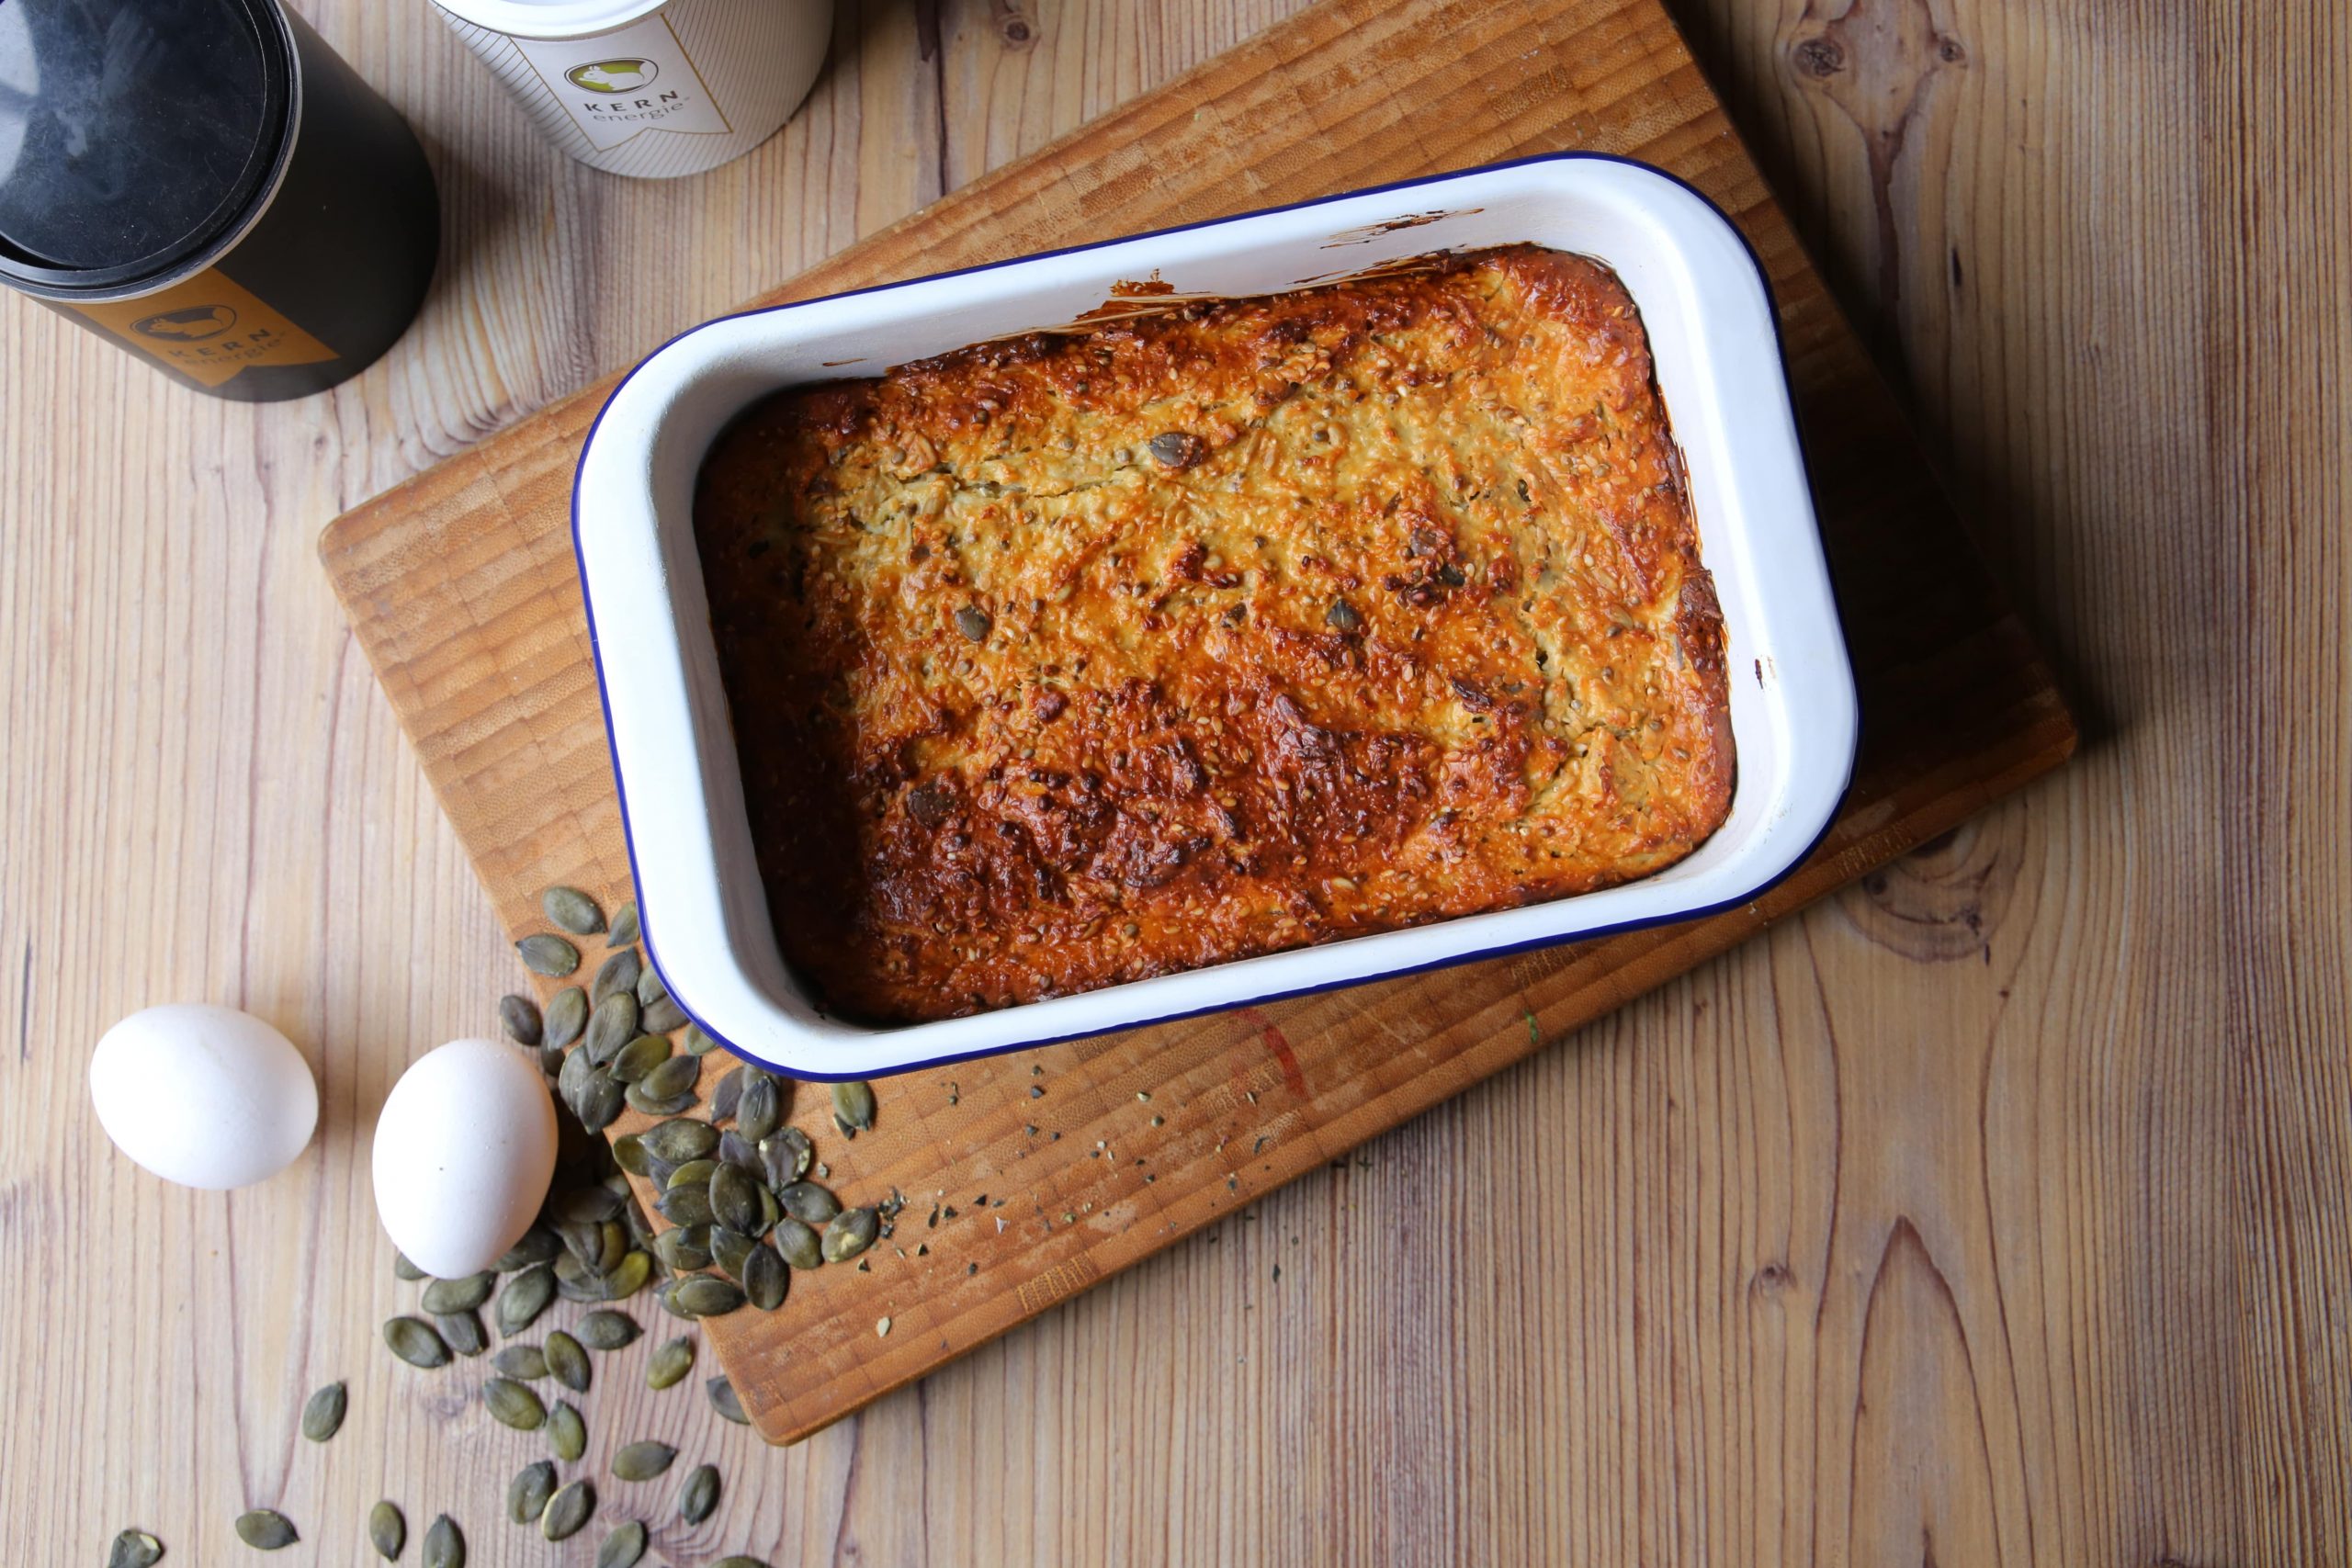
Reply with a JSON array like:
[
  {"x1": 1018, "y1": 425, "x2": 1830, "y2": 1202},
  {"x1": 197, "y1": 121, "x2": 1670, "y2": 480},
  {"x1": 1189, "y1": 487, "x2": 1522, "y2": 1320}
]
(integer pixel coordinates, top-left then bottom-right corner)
[{"x1": 2, "y1": 2, "x2": 2344, "y2": 1564}]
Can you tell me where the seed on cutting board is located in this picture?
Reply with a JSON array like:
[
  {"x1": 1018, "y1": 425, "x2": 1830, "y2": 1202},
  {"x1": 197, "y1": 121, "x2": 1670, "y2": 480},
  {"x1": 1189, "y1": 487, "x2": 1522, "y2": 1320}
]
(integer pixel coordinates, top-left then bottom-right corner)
[
  {"x1": 544, "y1": 1329, "x2": 591, "y2": 1393},
  {"x1": 543, "y1": 885, "x2": 605, "y2": 936},
  {"x1": 493, "y1": 1225, "x2": 562, "y2": 1271},
  {"x1": 436, "y1": 1309, "x2": 489, "y2": 1358},
  {"x1": 658, "y1": 1184, "x2": 717, "y2": 1228},
  {"x1": 422, "y1": 1514, "x2": 464, "y2": 1568},
  {"x1": 556, "y1": 1182, "x2": 626, "y2": 1224},
  {"x1": 708, "y1": 1066, "x2": 745, "y2": 1122},
  {"x1": 642, "y1": 997, "x2": 689, "y2": 1032},
  {"x1": 499, "y1": 994, "x2": 544, "y2": 1045},
  {"x1": 576, "y1": 1072, "x2": 626, "y2": 1132},
  {"x1": 107, "y1": 1528, "x2": 164, "y2": 1568},
  {"x1": 508, "y1": 1461, "x2": 557, "y2": 1526},
  {"x1": 676, "y1": 1462, "x2": 721, "y2": 1524},
  {"x1": 744, "y1": 1240, "x2": 788, "y2": 1309},
  {"x1": 492, "y1": 1343, "x2": 548, "y2": 1381},
  {"x1": 300, "y1": 1380, "x2": 346, "y2": 1442},
  {"x1": 831, "y1": 1078, "x2": 876, "y2": 1134},
  {"x1": 761, "y1": 1128, "x2": 813, "y2": 1187},
  {"x1": 684, "y1": 1021, "x2": 721, "y2": 1055},
  {"x1": 710, "y1": 1164, "x2": 763, "y2": 1235},
  {"x1": 634, "y1": 964, "x2": 667, "y2": 1008},
  {"x1": 773, "y1": 1215, "x2": 822, "y2": 1270},
  {"x1": 611, "y1": 1439, "x2": 678, "y2": 1482},
  {"x1": 597, "y1": 1519, "x2": 649, "y2": 1568},
  {"x1": 654, "y1": 1224, "x2": 713, "y2": 1273},
  {"x1": 709, "y1": 1225, "x2": 755, "y2": 1281},
  {"x1": 577, "y1": 1308, "x2": 642, "y2": 1350},
  {"x1": 368, "y1": 1501, "x2": 404, "y2": 1562},
  {"x1": 642, "y1": 1117, "x2": 718, "y2": 1164},
  {"x1": 626, "y1": 1079, "x2": 697, "y2": 1117},
  {"x1": 607, "y1": 900, "x2": 639, "y2": 947},
  {"x1": 234, "y1": 1510, "x2": 299, "y2": 1550},
  {"x1": 583, "y1": 992, "x2": 640, "y2": 1065},
  {"x1": 612, "y1": 1131, "x2": 652, "y2": 1177},
  {"x1": 421, "y1": 1271, "x2": 494, "y2": 1314},
  {"x1": 517, "y1": 933, "x2": 580, "y2": 976},
  {"x1": 706, "y1": 1375, "x2": 749, "y2": 1426},
  {"x1": 647, "y1": 1336, "x2": 695, "y2": 1390},
  {"x1": 822, "y1": 1207, "x2": 878, "y2": 1263},
  {"x1": 672, "y1": 1274, "x2": 747, "y2": 1316},
  {"x1": 638, "y1": 1051, "x2": 699, "y2": 1100},
  {"x1": 778, "y1": 1181, "x2": 840, "y2": 1225},
  {"x1": 609, "y1": 1031, "x2": 671, "y2": 1084},
  {"x1": 595, "y1": 1249, "x2": 654, "y2": 1302},
  {"x1": 717, "y1": 1128, "x2": 760, "y2": 1172},
  {"x1": 393, "y1": 1251, "x2": 426, "y2": 1281},
  {"x1": 546, "y1": 1401, "x2": 587, "y2": 1461},
  {"x1": 384, "y1": 1316, "x2": 451, "y2": 1369},
  {"x1": 544, "y1": 985, "x2": 590, "y2": 1048},
  {"x1": 592, "y1": 948, "x2": 642, "y2": 1006},
  {"x1": 736, "y1": 1075, "x2": 781, "y2": 1143},
  {"x1": 540, "y1": 1480, "x2": 594, "y2": 1541},
  {"x1": 494, "y1": 1262, "x2": 556, "y2": 1336}
]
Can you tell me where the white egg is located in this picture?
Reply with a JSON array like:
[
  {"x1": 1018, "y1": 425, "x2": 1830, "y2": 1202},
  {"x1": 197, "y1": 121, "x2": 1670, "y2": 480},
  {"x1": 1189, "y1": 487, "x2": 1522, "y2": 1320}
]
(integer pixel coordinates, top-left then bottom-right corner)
[
  {"x1": 89, "y1": 1003, "x2": 320, "y2": 1190},
  {"x1": 372, "y1": 1036, "x2": 558, "y2": 1279}
]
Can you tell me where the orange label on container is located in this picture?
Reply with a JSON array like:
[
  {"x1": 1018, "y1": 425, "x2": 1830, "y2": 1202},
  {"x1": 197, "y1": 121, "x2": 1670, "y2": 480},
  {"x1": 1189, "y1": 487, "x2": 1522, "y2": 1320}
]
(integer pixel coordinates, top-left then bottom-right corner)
[{"x1": 68, "y1": 270, "x2": 335, "y2": 388}]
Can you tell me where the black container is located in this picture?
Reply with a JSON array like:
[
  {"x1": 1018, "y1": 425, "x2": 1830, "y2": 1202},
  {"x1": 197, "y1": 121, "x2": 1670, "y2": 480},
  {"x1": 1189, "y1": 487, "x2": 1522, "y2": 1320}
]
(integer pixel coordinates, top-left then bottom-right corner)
[{"x1": 0, "y1": 0, "x2": 439, "y2": 400}]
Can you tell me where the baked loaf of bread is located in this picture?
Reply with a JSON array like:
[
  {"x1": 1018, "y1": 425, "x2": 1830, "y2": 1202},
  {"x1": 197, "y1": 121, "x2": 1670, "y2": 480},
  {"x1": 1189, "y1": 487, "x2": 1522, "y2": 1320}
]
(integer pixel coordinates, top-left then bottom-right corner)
[{"x1": 695, "y1": 244, "x2": 1732, "y2": 1024}]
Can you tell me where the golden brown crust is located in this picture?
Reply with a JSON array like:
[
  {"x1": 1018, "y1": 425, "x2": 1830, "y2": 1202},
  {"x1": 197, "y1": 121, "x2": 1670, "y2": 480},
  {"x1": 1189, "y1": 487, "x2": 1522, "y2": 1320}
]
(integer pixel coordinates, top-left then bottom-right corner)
[{"x1": 695, "y1": 245, "x2": 1732, "y2": 1023}]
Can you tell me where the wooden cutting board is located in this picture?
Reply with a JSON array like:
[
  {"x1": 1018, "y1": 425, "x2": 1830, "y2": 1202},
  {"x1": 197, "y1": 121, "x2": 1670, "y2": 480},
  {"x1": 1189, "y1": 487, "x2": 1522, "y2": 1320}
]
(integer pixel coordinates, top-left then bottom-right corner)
[{"x1": 320, "y1": 0, "x2": 2074, "y2": 1444}]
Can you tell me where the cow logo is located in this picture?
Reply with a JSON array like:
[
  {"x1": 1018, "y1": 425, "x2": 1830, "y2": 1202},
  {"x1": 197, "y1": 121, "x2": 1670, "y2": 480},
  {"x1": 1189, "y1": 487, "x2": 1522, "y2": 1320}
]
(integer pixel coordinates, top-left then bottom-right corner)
[
  {"x1": 567, "y1": 58, "x2": 658, "y2": 94},
  {"x1": 131, "y1": 305, "x2": 237, "y2": 342}
]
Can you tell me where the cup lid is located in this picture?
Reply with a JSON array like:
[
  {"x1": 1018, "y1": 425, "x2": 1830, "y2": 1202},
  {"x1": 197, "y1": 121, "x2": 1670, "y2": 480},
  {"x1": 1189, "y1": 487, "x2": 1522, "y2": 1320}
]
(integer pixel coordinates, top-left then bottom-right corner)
[{"x1": 0, "y1": 0, "x2": 290, "y2": 289}]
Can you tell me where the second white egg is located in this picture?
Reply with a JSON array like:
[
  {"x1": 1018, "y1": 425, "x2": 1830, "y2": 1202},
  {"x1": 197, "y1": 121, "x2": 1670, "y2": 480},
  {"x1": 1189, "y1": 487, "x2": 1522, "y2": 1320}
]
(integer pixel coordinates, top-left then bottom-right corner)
[{"x1": 371, "y1": 1036, "x2": 557, "y2": 1280}]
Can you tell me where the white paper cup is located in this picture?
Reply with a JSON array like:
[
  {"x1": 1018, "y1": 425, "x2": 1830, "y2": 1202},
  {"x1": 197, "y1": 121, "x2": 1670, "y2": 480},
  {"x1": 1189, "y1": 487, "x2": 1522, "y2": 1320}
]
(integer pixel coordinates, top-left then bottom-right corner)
[{"x1": 433, "y1": 0, "x2": 831, "y2": 178}]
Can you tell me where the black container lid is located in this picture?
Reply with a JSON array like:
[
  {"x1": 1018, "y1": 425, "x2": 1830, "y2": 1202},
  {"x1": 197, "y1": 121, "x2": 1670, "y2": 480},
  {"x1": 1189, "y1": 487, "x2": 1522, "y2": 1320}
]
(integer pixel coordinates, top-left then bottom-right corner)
[{"x1": 0, "y1": 0, "x2": 291, "y2": 290}]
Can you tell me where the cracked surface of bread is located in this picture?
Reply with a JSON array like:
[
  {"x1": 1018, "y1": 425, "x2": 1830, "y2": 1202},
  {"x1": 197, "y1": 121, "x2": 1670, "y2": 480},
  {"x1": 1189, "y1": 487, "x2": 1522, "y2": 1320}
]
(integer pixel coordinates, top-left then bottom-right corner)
[{"x1": 695, "y1": 244, "x2": 1732, "y2": 1024}]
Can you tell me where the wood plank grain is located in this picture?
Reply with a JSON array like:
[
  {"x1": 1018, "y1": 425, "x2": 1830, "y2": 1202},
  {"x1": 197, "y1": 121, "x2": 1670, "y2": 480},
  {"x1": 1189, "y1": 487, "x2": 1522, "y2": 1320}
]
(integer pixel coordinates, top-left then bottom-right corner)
[
  {"x1": 320, "y1": 0, "x2": 2075, "y2": 1449},
  {"x1": 6, "y1": 0, "x2": 2348, "y2": 1562}
]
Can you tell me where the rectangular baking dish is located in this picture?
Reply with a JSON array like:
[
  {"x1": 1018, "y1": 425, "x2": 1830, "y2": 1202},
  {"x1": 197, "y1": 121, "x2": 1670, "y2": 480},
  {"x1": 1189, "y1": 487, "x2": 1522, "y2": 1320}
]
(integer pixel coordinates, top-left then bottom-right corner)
[{"x1": 573, "y1": 152, "x2": 1858, "y2": 1078}]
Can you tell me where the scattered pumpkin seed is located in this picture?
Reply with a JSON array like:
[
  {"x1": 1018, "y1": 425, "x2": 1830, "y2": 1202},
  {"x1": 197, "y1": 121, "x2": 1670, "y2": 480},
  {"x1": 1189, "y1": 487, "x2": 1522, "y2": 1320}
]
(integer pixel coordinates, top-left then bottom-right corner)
[
  {"x1": 654, "y1": 1224, "x2": 714, "y2": 1273},
  {"x1": 234, "y1": 1510, "x2": 299, "y2": 1551},
  {"x1": 634, "y1": 965, "x2": 667, "y2": 1009},
  {"x1": 434, "y1": 1309, "x2": 485, "y2": 1358},
  {"x1": 421, "y1": 1272, "x2": 494, "y2": 1314},
  {"x1": 625, "y1": 1077, "x2": 697, "y2": 1117},
  {"x1": 778, "y1": 1181, "x2": 841, "y2": 1225},
  {"x1": 612, "y1": 1131, "x2": 652, "y2": 1177},
  {"x1": 610, "y1": 1439, "x2": 678, "y2": 1482},
  {"x1": 684, "y1": 1021, "x2": 722, "y2": 1055},
  {"x1": 508, "y1": 1461, "x2": 557, "y2": 1526},
  {"x1": 591, "y1": 948, "x2": 642, "y2": 1006},
  {"x1": 708, "y1": 1066, "x2": 745, "y2": 1122},
  {"x1": 717, "y1": 1128, "x2": 761, "y2": 1172},
  {"x1": 499, "y1": 994, "x2": 543, "y2": 1045},
  {"x1": 772, "y1": 1215, "x2": 823, "y2": 1270},
  {"x1": 492, "y1": 1343, "x2": 548, "y2": 1381},
  {"x1": 711, "y1": 1557, "x2": 771, "y2": 1568},
  {"x1": 544, "y1": 986, "x2": 590, "y2": 1048},
  {"x1": 744, "y1": 1241, "x2": 788, "y2": 1310},
  {"x1": 831, "y1": 1078, "x2": 877, "y2": 1134},
  {"x1": 482, "y1": 1377, "x2": 545, "y2": 1430},
  {"x1": 575, "y1": 1072, "x2": 625, "y2": 1133},
  {"x1": 577, "y1": 1308, "x2": 642, "y2": 1350},
  {"x1": 709, "y1": 1226, "x2": 755, "y2": 1281},
  {"x1": 736, "y1": 1074, "x2": 780, "y2": 1144},
  {"x1": 383, "y1": 1316, "x2": 451, "y2": 1369},
  {"x1": 300, "y1": 1381, "x2": 346, "y2": 1442},
  {"x1": 822, "y1": 1207, "x2": 878, "y2": 1263},
  {"x1": 657, "y1": 1183, "x2": 716, "y2": 1228},
  {"x1": 610, "y1": 1032, "x2": 671, "y2": 1084},
  {"x1": 710, "y1": 1164, "x2": 763, "y2": 1235},
  {"x1": 642, "y1": 997, "x2": 689, "y2": 1032},
  {"x1": 647, "y1": 1336, "x2": 695, "y2": 1390},
  {"x1": 540, "y1": 1480, "x2": 594, "y2": 1542},
  {"x1": 760, "y1": 1128, "x2": 813, "y2": 1187},
  {"x1": 422, "y1": 1514, "x2": 464, "y2": 1568},
  {"x1": 665, "y1": 1157, "x2": 717, "y2": 1194},
  {"x1": 706, "y1": 1376, "x2": 749, "y2": 1426},
  {"x1": 545, "y1": 1330, "x2": 591, "y2": 1393},
  {"x1": 492, "y1": 1226, "x2": 562, "y2": 1271},
  {"x1": 516, "y1": 933, "x2": 580, "y2": 976},
  {"x1": 594, "y1": 1250, "x2": 653, "y2": 1301},
  {"x1": 643, "y1": 1118, "x2": 718, "y2": 1164},
  {"x1": 583, "y1": 992, "x2": 641, "y2": 1066},
  {"x1": 392, "y1": 1251, "x2": 426, "y2": 1281},
  {"x1": 672, "y1": 1275, "x2": 746, "y2": 1316},
  {"x1": 676, "y1": 1462, "x2": 720, "y2": 1524},
  {"x1": 368, "y1": 1501, "x2": 404, "y2": 1562},
  {"x1": 756, "y1": 1182, "x2": 782, "y2": 1236},
  {"x1": 596, "y1": 1519, "x2": 649, "y2": 1568},
  {"x1": 546, "y1": 1402, "x2": 587, "y2": 1462},
  {"x1": 607, "y1": 901, "x2": 639, "y2": 947},
  {"x1": 638, "y1": 1051, "x2": 700, "y2": 1101},
  {"x1": 556, "y1": 1183, "x2": 626, "y2": 1224},
  {"x1": 543, "y1": 886, "x2": 605, "y2": 936},
  {"x1": 107, "y1": 1529, "x2": 164, "y2": 1568},
  {"x1": 494, "y1": 1262, "x2": 555, "y2": 1336}
]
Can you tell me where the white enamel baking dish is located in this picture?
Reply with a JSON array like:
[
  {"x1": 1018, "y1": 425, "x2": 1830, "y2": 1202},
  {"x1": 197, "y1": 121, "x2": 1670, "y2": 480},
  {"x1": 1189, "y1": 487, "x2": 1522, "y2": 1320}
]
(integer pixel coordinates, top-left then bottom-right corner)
[{"x1": 574, "y1": 152, "x2": 1858, "y2": 1079}]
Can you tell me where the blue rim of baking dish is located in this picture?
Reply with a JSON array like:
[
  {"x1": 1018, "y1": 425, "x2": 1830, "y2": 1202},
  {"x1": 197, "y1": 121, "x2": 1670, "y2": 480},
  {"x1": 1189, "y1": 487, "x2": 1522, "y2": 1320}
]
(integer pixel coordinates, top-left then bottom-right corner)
[{"x1": 572, "y1": 148, "x2": 1858, "y2": 1081}]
